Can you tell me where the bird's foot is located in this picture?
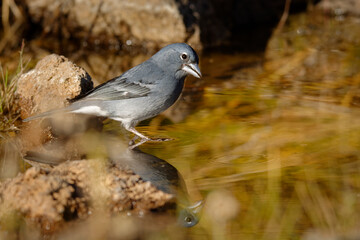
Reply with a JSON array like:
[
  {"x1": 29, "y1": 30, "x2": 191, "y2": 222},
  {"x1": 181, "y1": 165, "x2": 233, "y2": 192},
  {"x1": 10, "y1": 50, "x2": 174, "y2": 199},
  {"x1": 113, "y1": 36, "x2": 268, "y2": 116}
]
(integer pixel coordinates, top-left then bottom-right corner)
[
  {"x1": 128, "y1": 137, "x2": 173, "y2": 149},
  {"x1": 149, "y1": 137, "x2": 173, "y2": 142},
  {"x1": 128, "y1": 137, "x2": 149, "y2": 149},
  {"x1": 128, "y1": 135, "x2": 139, "y2": 146}
]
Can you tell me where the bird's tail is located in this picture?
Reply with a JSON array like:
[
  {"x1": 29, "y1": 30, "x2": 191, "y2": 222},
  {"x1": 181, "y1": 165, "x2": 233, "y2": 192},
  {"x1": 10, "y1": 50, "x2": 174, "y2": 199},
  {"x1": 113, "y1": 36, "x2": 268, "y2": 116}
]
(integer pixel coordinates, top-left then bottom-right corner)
[{"x1": 22, "y1": 108, "x2": 68, "y2": 122}]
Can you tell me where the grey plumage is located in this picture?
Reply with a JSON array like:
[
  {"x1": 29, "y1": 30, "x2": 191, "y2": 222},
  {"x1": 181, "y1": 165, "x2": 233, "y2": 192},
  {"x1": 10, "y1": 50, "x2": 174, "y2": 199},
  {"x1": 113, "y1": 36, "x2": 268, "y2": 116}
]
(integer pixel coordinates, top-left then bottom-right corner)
[{"x1": 23, "y1": 43, "x2": 201, "y2": 141}]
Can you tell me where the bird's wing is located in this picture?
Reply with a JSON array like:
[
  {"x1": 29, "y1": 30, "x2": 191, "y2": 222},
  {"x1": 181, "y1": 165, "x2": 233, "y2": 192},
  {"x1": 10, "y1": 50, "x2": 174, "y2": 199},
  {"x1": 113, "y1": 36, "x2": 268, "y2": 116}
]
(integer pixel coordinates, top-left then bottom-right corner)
[{"x1": 71, "y1": 76, "x2": 151, "y2": 102}]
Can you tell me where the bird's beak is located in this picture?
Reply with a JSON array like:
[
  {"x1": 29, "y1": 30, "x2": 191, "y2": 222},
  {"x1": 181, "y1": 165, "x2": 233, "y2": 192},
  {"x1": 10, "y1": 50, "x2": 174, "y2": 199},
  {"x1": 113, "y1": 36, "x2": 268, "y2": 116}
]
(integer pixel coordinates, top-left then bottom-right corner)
[{"x1": 182, "y1": 63, "x2": 202, "y2": 78}]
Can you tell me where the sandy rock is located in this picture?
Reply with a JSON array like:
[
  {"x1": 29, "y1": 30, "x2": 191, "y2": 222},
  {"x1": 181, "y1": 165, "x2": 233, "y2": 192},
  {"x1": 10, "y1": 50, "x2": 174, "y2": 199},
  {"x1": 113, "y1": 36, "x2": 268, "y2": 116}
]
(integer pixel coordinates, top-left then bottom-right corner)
[
  {"x1": 0, "y1": 160, "x2": 173, "y2": 228},
  {"x1": 16, "y1": 54, "x2": 93, "y2": 120}
]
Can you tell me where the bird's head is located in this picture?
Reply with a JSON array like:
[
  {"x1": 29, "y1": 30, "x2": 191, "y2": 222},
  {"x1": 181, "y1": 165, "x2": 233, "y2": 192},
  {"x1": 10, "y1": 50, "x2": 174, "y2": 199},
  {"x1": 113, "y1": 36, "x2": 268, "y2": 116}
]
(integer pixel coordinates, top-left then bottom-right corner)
[{"x1": 151, "y1": 43, "x2": 202, "y2": 79}]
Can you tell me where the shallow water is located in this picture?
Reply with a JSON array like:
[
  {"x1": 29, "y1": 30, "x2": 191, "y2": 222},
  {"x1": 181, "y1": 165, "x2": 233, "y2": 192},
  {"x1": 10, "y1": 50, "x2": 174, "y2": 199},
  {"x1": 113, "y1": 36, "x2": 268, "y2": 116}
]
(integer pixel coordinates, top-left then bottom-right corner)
[
  {"x1": 133, "y1": 13, "x2": 360, "y2": 239},
  {"x1": 2, "y1": 11, "x2": 360, "y2": 239}
]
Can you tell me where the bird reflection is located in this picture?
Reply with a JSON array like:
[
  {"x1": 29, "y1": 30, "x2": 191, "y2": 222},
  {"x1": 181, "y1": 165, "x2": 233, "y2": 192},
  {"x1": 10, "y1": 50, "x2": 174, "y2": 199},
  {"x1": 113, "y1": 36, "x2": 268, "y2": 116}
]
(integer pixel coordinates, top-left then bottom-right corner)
[
  {"x1": 110, "y1": 147, "x2": 181, "y2": 195},
  {"x1": 103, "y1": 136, "x2": 203, "y2": 227},
  {"x1": 24, "y1": 134, "x2": 202, "y2": 227}
]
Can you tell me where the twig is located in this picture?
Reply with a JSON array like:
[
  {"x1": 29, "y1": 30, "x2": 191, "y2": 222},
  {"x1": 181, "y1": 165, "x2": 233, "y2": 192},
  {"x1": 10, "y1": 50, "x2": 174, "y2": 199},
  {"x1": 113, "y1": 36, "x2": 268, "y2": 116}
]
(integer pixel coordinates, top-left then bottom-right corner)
[{"x1": 274, "y1": 0, "x2": 292, "y2": 34}]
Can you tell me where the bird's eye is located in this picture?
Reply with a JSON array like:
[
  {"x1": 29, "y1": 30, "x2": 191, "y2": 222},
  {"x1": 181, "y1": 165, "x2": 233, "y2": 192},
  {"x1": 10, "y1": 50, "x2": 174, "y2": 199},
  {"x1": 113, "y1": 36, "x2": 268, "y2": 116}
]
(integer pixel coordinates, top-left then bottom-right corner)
[{"x1": 180, "y1": 53, "x2": 189, "y2": 61}]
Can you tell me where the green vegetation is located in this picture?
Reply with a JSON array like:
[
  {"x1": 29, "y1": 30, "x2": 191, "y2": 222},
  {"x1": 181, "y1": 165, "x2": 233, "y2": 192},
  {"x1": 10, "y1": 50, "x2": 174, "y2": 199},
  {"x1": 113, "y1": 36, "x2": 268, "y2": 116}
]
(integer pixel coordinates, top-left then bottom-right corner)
[{"x1": 0, "y1": 41, "x2": 28, "y2": 134}]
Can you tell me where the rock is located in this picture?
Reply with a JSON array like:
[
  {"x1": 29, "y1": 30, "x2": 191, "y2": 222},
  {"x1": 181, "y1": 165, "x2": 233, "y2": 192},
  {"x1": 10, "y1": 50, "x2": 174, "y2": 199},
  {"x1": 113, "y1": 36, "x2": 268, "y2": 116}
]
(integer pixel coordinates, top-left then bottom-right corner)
[
  {"x1": 23, "y1": 0, "x2": 313, "y2": 51},
  {"x1": 16, "y1": 54, "x2": 93, "y2": 120},
  {"x1": 24, "y1": 0, "x2": 191, "y2": 49},
  {"x1": 15, "y1": 54, "x2": 96, "y2": 157},
  {"x1": 0, "y1": 159, "x2": 173, "y2": 230}
]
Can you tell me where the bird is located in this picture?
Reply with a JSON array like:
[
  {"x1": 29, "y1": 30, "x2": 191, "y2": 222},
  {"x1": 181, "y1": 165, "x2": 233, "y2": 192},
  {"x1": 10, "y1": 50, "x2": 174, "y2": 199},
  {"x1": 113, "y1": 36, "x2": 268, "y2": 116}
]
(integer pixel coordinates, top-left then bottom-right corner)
[{"x1": 23, "y1": 43, "x2": 201, "y2": 143}]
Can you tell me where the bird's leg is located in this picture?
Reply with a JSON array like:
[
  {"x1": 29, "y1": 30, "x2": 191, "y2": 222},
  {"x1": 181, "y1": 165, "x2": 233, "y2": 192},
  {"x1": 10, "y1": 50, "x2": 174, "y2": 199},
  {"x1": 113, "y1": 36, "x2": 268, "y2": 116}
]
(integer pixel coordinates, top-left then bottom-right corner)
[
  {"x1": 127, "y1": 127, "x2": 150, "y2": 141},
  {"x1": 126, "y1": 126, "x2": 173, "y2": 145},
  {"x1": 127, "y1": 127, "x2": 149, "y2": 149},
  {"x1": 129, "y1": 135, "x2": 139, "y2": 146},
  {"x1": 128, "y1": 138, "x2": 148, "y2": 149}
]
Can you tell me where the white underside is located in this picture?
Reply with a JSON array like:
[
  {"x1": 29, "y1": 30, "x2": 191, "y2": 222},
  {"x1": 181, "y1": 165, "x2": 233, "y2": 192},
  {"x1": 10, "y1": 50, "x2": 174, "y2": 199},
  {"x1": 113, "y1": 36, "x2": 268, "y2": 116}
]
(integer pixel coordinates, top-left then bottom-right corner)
[
  {"x1": 72, "y1": 106, "x2": 108, "y2": 116},
  {"x1": 111, "y1": 117, "x2": 134, "y2": 129}
]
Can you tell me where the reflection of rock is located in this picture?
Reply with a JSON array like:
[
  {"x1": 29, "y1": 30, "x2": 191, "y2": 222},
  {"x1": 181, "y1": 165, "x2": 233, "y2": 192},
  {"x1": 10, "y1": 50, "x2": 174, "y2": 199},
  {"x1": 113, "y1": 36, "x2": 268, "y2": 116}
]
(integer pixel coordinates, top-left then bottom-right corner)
[{"x1": 20, "y1": 114, "x2": 103, "y2": 160}]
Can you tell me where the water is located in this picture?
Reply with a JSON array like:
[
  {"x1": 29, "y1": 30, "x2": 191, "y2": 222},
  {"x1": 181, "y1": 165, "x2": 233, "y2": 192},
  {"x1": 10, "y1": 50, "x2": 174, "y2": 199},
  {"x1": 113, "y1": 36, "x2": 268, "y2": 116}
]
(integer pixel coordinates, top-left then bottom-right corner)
[
  {"x1": 136, "y1": 13, "x2": 360, "y2": 239},
  {"x1": 1, "y1": 11, "x2": 360, "y2": 240}
]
